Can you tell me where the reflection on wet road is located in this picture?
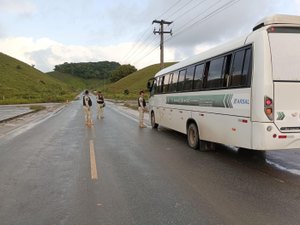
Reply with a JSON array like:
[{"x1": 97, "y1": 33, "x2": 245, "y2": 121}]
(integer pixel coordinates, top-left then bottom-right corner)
[
  {"x1": 0, "y1": 100, "x2": 299, "y2": 225},
  {"x1": 266, "y1": 150, "x2": 300, "y2": 175}
]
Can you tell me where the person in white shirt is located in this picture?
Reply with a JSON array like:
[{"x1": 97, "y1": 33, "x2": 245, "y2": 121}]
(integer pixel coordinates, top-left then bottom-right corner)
[
  {"x1": 138, "y1": 90, "x2": 146, "y2": 128},
  {"x1": 83, "y1": 90, "x2": 93, "y2": 126}
]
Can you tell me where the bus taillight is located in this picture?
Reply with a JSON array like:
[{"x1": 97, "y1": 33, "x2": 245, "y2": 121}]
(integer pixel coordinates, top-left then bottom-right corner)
[
  {"x1": 265, "y1": 98, "x2": 272, "y2": 106},
  {"x1": 267, "y1": 27, "x2": 276, "y2": 33},
  {"x1": 264, "y1": 96, "x2": 273, "y2": 121}
]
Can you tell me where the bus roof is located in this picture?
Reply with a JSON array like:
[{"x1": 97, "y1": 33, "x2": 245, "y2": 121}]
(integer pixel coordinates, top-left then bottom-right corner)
[
  {"x1": 155, "y1": 35, "x2": 248, "y2": 77},
  {"x1": 253, "y1": 14, "x2": 300, "y2": 31},
  {"x1": 154, "y1": 14, "x2": 300, "y2": 78}
]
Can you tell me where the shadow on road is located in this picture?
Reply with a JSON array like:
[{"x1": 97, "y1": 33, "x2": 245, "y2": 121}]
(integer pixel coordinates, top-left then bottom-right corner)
[{"x1": 152, "y1": 126, "x2": 300, "y2": 185}]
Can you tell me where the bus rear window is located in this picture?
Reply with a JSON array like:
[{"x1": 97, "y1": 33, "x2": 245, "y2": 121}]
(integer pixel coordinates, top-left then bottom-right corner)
[
  {"x1": 269, "y1": 29, "x2": 300, "y2": 81},
  {"x1": 268, "y1": 27, "x2": 300, "y2": 33}
]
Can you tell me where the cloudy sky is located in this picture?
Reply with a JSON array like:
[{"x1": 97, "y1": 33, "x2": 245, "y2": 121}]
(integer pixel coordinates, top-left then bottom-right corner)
[{"x1": 0, "y1": 0, "x2": 299, "y2": 72}]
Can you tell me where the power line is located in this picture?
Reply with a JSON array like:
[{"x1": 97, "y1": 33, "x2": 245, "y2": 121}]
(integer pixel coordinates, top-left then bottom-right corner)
[
  {"x1": 170, "y1": 0, "x2": 222, "y2": 37},
  {"x1": 156, "y1": 0, "x2": 183, "y2": 19},
  {"x1": 131, "y1": 42, "x2": 161, "y2": 67},
  {"x1": 122, "y1": 0, "x2": 190, "y2": 65},
  {"x1": 122, "y1": 30, "x2": 154, "y2": 63},
  {"x1": 171, "y1": 0, "x2": 209, "y2": 22},
  {"x1": 165, "y1": 0, "x2": 242, "y2": 43},
  {"x1": 165, "y1": 0, "x2": 196, "y2": 21},
  {"x1": 126, "y1": 35, "x2": 159, "y2": 63},
  {"x1": 131, "y1": 0, "x2": 242, "y2": 66}
]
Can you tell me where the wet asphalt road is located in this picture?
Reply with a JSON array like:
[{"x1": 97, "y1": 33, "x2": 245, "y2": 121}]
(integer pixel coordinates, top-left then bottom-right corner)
[{"x1": 0, "y1": 100, "x2": 299, "y2": 225}]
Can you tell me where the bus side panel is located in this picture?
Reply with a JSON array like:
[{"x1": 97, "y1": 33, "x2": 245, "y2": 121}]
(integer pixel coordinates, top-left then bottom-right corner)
[
  {"x1": 169, "y1": 109, "x2": 191, "y2": 134},
  {"x1": 151, "y1": 95, "x2": 164, "y2": 125},
  {"x1": 193, "y1": 112, "x2": 252, "y2": 148},
  {"x1": 249, "y1": 31, "x2": 274, "y2": 123},
  {"x1": 158, "y1": 107, "x2": 171, "y2": 128}
]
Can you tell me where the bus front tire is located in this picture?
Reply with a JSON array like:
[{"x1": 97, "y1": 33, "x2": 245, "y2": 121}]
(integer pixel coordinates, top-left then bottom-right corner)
[
  {"x1": 187, "y1": 123, "x2": 199, "y2": 150},
  {"x1": 151, "y1": 112, "x2": 158, "y2": 129}
]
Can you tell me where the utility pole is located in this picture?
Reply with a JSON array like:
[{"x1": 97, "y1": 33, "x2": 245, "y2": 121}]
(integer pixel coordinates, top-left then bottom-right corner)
[{"x1": 152, "y1": 19, "x2": 173, "y2": 69}]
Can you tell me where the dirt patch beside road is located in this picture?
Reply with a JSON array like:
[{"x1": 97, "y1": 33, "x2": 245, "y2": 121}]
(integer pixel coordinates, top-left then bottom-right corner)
[{"x1": 0, "y1": 103, "x2": 66, "y2": 138}]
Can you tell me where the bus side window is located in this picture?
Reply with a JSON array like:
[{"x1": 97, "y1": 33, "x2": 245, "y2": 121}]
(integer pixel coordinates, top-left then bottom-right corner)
[
  {"x1": 230, "y1": 49, "x2": 251, "y2": 87},
  {"x1": 193, "y1": 64, "x2": 204, "y2": 90},
  {"x1": 202, "y1": 62, "x2": 210, "y2": 89},
  {"x1": 177, "y1": 69, "x2": 186, "y2": 92},
  {"x1": 161, "y1": 76, "x2": 165, "y2": 93},
  {"x1": 206, "y1": 57, "x2": 224, "y2": 89},
  {"x1": 168, "y1": 73, "x2": 173, "y2": 93},
  {"x1": 170, "y1": 71, "x2": 179, "y2": 92},
  {"x1": 223, "y1": 54, "x2": 232, "y2": 87},
  {"x1": 163, "y1": 74, "x2": 170, "y2": 93},
  {"x1": 156, "y1": 77, "x2": 161, "y2": 94},
  {"x1": 243, "y1": 48, "x2": 252, "y2": 86},
  {"x1": 183, "y1": 66, "x2": 194, "y2": 91},
  {"x1": 151, "y1": 79, "x2": 157, "y2": 95}
]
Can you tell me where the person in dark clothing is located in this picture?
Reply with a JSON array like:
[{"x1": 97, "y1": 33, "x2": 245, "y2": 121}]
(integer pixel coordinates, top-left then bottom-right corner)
[{"x1": 96, "y1": 91, "x2": 105, "y2": 119}]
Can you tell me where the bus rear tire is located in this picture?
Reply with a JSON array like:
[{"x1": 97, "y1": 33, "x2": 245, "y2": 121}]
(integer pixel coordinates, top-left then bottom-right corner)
[
  {"x1": 151, "y1": 111, "x2": 158, "y2": 129},
  {"x1": 187, "y1": 123, "x2": 199, "y2": 150}
]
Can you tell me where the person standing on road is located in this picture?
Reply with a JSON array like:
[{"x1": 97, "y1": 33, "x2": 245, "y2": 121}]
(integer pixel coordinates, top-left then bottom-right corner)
[
  {"x1": 83, "y1": 90, "x2": 93, "y2": 126},
  {"x1": 96, "y1": 91, "x2": 105, "y2": 119},
  {"x1": 138, "y1": 90, "x2": 147, "y2": 128}
]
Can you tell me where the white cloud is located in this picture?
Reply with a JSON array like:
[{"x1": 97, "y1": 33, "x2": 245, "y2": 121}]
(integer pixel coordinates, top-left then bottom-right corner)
[
  {"x1": 0, "y1": 0, "x2": 37, "y2": 15},
  {"x1": 294, "y1": 0, "x2": 300, "y2": 13},
  {"x1": 0, "y1": 37, "x2": 58, "y2": 69},
  {"x1": 1, "y1": 0, "x2": 299, "y2": 73},
  {"x1": 0, "y1": 37, "x2": 166, "y2": 72}
]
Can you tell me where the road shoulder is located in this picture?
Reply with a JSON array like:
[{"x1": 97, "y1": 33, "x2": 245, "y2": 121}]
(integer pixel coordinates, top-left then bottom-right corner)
[{"x1": 0, "y1": 103, "x2": 66, "y2": 138}]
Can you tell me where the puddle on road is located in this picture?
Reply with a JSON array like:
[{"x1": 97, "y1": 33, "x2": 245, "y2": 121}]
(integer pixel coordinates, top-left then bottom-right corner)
[
  {"x1": 219, "y1": 145, "x2": 300, "y2": 177},
  {"x1": 266, "y1": 159, "x2": 300, "y2": 176},
  {"x1": 264, "y1": 150, "x2": 300, "y2": 176}
]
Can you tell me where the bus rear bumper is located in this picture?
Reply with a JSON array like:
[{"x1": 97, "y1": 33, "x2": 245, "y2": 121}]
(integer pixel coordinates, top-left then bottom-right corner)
[{"x1": 252, "y1": 122, "x2": 300, "y2": 150}]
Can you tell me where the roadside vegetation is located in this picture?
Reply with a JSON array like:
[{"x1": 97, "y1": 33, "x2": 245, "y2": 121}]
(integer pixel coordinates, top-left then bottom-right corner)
[
  {"x1": 101, "y1": 63, "x2": 175, "y2": 100},
  {"x1": 54, "y1": 61, "x2": 120, "y2": 79},
  {"x1": 29, "y1": 105, "x2": 46, "y2": 111},
  {"x1": 0, "y1": 53, "x2": 77, "y2": 105},
  {"x1": 0, "y1": 51, "x2": 175, "y2": 105}
]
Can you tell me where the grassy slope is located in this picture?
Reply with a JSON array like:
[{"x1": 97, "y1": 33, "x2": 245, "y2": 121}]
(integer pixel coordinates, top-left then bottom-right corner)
[
  {"x1": 48, "y1": 71, "x2": 86, "y2": 91},
  {"x1": 0, "y1": 51, "x2": 175, "y2": 103},
  {"x1": 0, "y1": 52, "x2": 75, "y2": 104},
  {"x1": 48, "y1": 71, "x2": 109, "y2": 92},
  {"x1": 104, "y1": 62, "x2": 175, "y2": 99}
]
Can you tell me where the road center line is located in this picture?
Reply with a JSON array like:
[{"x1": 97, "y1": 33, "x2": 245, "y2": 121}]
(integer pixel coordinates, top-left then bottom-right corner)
[{"x1": 89, "y1": 140, "x2": 98, "y2": 180}]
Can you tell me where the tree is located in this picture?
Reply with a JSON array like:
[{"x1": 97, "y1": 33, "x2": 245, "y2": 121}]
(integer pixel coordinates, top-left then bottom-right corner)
[
  {"x1": 110, "y1": 64, "x2": 137, "y2": 82},
  {"x1": 53, "y1": 61, "x2": 120, "y2": 79}
]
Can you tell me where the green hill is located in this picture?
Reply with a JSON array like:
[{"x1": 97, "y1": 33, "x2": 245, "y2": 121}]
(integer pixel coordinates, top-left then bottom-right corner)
[
  {"x1": 0, "y1": 51, "x2": 176, "y2": 104},
  {"x1": 103, "y1": 62, "x2": 175, "y2": 99},
  {"x1": 48, "y1": 71, "x2": 86, "y2": 91},
  {"x1": 0, "y1": 52, "x2": 76, "y2": 104},
  {"x1": 48, "y1": 71, "x2": 108, "y2": 91},
  {"x1": 54, "y1": 61, "x2": 120, "y2": 79}
]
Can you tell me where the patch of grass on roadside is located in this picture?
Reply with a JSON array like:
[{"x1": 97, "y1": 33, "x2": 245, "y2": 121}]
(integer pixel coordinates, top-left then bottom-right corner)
[
  {"x1": 124, "y1": 102, "x2": 138, "y2": 110},
  {"x1": 29, "y1": 105, "x2": 46, "y2": 111}
]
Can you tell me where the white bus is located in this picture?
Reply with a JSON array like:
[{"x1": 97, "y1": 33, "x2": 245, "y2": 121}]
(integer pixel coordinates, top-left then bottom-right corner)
[{"x1": 147, "y1": 14, "x2": 300, "y2": 151}]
